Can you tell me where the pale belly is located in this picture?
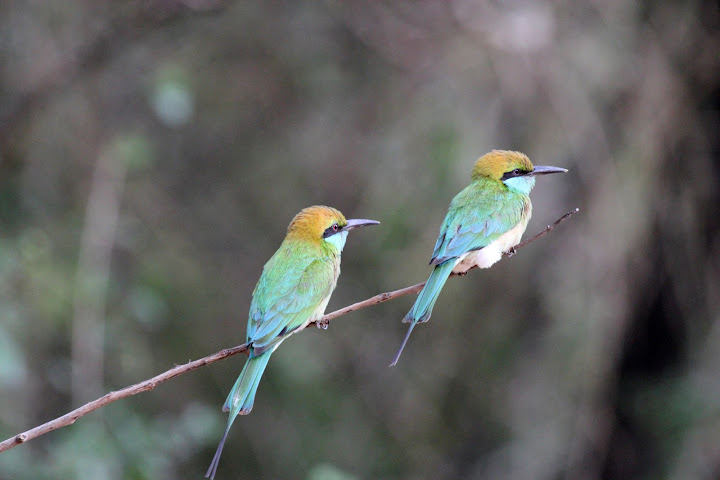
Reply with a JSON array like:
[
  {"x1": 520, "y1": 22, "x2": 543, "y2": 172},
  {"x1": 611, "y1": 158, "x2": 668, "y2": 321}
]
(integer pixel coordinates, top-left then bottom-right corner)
[{"x1": 453, "y1": 221, "x2": 528, "y2": 273}]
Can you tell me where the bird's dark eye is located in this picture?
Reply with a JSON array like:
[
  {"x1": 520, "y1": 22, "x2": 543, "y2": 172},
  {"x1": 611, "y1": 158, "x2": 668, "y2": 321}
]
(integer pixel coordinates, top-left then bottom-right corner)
[
  {"x1": 323, "y1": 223, "x2": 341, "y2": 238},
  {"x1": 513, "y1": 169, "x2": 522, "y2": 175}
]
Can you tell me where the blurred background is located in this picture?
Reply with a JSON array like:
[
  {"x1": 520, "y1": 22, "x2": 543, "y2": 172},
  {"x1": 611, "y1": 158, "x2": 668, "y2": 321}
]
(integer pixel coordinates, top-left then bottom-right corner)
[{"x1": 1, "y1": 1, "x2": 719, "y2": 479}]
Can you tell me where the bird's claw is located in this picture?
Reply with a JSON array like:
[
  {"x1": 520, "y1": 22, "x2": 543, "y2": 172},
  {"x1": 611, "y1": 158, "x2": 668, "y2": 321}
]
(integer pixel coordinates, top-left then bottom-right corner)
[
  {"x1": 506, "y1": 246, "x2": 516, "y2": 257},
  {"x1": 316, "y1": 319, "x2": 329, "y2": 330}
]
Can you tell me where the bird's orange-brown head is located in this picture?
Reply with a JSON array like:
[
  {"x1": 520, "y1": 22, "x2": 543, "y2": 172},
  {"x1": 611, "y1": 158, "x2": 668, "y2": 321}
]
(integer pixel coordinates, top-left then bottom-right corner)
[
  {"x1": 471, "y1": 150, "x2": 534, "y2": 181},
  {"x1": 286, "y1": 206, "x2": 347, "y2": 242},
  {"x1": 285, "y1": 206, "x2": 379, "y2": 251}
]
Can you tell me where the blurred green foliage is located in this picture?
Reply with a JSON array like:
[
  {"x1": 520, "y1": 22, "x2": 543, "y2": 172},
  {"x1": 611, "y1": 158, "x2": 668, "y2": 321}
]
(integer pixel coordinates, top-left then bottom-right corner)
[{"x1": 1, "y1": 1, "x2": 719, "y2": 479}]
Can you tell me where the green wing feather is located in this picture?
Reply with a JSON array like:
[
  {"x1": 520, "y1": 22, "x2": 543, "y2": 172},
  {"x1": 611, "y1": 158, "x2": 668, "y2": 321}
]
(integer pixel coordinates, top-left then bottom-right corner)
[
  {"x1": 248, "y1": 243, "x2": 337, "y2": 354},
  {"x1": 430, "y1": 178, "x2": 529, "y2": 265}
]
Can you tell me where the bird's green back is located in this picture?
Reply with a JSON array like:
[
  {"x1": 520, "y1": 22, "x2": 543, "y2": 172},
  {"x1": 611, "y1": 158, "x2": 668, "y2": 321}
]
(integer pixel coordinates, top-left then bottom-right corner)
[
  {"x1": 430, "y1": 177, "x2": 531, "y2": 265},
  {"x1": 247, "y1": 240, "x2": 339, "y2": 354}
]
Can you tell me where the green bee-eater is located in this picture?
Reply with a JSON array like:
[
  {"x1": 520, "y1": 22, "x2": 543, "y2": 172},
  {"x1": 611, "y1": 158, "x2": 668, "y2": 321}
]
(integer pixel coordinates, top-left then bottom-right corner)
[
  {"x1": 206, "y1": 206, "x2": 379, "y2": 479},
  {"x1": 390, "y1": 150, "x2": 567, "y2": 366}
]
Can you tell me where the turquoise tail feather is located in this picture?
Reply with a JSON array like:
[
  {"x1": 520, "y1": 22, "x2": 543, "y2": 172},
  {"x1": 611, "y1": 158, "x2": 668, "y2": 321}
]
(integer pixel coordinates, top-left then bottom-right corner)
[
  {"x1": 221, "y1": 352, "x2": 272, "y2": 414},
  {"x1": 390, "y1": 261, "x2": 456, "y2": 366},
  {"x1": 405, "y1": 261, "x2": 456, "y2": 325},
  {"x1": 389, "y1": 321, "x2": 417, "y2": 367},
  {"x1": 205, "y1": 352, "x2": 273, "y2": 479}
]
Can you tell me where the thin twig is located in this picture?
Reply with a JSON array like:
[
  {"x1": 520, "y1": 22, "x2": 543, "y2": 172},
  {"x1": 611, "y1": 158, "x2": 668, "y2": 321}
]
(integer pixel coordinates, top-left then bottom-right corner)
[
  {"x1": 0, "y1": 208, "x2": 579, "y2": 453},
  {"x1": 506, "y1": 207, "x2": 579, "y2": 255}
]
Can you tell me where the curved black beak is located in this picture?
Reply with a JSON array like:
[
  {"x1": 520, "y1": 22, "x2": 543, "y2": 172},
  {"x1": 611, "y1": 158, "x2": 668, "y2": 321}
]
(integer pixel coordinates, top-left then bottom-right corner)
[
  {"x1": 343, "y1": 219, "x2": 380, "y2": 231},
  {"x1": 529, "y1": 165, "x2": 568, "y2": 176}
]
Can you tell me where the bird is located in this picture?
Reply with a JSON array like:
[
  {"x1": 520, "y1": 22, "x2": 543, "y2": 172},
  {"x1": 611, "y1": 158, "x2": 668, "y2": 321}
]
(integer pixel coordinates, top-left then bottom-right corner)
[
  {"x1": 390, "y1": 150, "x2": 567, "y2": 366},
  {"x1": 205, "y1": 206, "x2": 379, "y2": 479}
]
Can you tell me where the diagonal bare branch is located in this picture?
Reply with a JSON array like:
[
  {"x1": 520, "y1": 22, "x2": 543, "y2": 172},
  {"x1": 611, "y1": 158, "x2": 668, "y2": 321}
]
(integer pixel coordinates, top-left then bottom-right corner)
[{"x1": 0, "y1": 208, "x2": 579, "y2": 453}]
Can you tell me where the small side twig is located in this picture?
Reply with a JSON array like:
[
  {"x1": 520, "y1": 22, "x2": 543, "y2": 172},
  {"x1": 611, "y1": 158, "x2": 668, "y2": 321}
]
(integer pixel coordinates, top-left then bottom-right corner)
[
  {"x1": 506, "y1": 207, "x2": 579, "y2": 255},
  {"x1": 0, "y1": 208, "x2": 579, "y2": 453}
]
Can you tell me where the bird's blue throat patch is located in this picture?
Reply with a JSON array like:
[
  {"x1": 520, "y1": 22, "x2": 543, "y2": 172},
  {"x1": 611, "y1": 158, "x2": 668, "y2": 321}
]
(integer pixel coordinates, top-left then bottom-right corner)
[
  {"x1": 324, "y1": 230, "x2": 348, "y2": 251},
  {"x1": 503, "y1": 175, "x2": 536, "y2": 195}
]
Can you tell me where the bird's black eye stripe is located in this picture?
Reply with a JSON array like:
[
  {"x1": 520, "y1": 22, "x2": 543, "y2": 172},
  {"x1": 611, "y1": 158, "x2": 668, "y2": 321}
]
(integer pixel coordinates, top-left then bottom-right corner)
[
  {"x1": 501, "y1": 169, "x2": 528, "y2": 181},
  {"x1": 323, "y1": 223, "x2": 341, "y2": 238}
]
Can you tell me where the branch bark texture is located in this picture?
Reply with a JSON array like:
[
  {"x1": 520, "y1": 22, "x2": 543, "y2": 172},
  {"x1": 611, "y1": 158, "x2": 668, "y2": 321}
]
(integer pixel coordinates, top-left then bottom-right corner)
[{"x1": 0, "y1": 208, "x2": 579, "y2": 453}]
